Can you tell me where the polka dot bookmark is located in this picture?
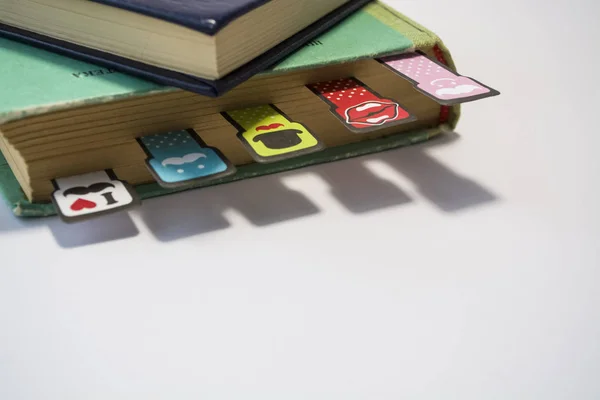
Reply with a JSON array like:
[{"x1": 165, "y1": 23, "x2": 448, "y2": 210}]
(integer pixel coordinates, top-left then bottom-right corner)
[
  {"x1": 222, "y1": 104, "x2": 324, "y2": 163},
  {"x1": 137, "y1": 129, "x2": 236, "y2": 189},
  {"x1": 306, "y1": 77, "x2": 415, "y2": 134},
  {"x1": 378, "y1": 51, "x2": 500, "y2": 106}
]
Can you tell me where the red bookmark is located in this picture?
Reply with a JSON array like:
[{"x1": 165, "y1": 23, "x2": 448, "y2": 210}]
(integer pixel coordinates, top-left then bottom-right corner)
[{"x1": 307, "y1": 77, "x2": 415, "y2": 133}]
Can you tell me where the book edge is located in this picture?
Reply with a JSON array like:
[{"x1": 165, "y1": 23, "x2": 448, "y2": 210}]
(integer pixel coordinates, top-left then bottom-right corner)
[{"x1": 2, "y1": 125, "x2": 449, "y2": 218}]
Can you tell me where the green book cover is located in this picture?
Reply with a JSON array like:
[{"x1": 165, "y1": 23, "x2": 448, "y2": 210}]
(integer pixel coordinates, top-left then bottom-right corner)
[{"x1": 0, "y1": 1, "x2": 459, "y2": 217}]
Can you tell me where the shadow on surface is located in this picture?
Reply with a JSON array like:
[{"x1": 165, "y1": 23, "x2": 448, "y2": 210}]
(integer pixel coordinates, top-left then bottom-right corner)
[
  {"x1": 376, "y1": 135, "x2": 497, "y2": 212},
  {"x1": 0, "y1": 131, "x2": 498, "y2": 246},
  {"x1": 0, "y1": 199, "x2": 138, "y2": 248},
  {"x1": 141, "y1": 186, "x2": 231, "y2": 242},
  {"x1": 142, "y1": 175, "x2": 320, "y2": 242},
  {"x1": 219, "y1": 177, "x2": 320, "y2": 227},
  {"x1": 47, "y1": 211, "x2": 139, "y2": 249},
  {"x1": 318, "y1": 157, "x2": 413, "y2": 214}
]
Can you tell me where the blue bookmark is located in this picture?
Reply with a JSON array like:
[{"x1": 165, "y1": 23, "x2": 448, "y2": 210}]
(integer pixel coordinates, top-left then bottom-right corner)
[{"x1": 137, "y1": 129, "x2": 236, "y2": 189}]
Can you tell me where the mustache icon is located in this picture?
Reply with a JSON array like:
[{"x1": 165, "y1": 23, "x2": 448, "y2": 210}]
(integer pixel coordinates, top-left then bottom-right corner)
[
  {"x1": 435, "y1": 84, "x2": 482, "y2": 96},
  {"x1": 256, "y1": 123, "x2": 284, "y2": 132},
  {"x1": 162, "y1": 152, "x2": 207, "y2": 167},
  {"x1": 253, "y1": 129, "x2": 303, "y2": 149},
  {"x1": 63, "y1": 182, "x2": 115, "y2": 196}
]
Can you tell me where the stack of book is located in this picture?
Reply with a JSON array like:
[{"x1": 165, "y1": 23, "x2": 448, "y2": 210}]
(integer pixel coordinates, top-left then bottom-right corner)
[{"x1": 0, "y1": 0, "x2": 499, "y2": 223}]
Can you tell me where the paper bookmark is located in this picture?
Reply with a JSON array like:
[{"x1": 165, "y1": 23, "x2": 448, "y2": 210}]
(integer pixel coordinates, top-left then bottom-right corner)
[
  {"x1": 379, "y1": 51, "x2": 500, "y2": 105},
  {"x1": 51, "y1": 169, "x2": 141, "y2": 223},
  {"x1": 137, "y1": 129, "x2": 236, "y2": 189},
  {"x1": 306, "y1": 77, "x2": 415, "y2": 133},
  {"x1": 222, "y1": 104, "x2": 324, "y2": 163}
]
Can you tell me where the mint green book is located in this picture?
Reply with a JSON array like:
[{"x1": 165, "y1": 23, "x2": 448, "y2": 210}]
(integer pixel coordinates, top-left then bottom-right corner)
[{"x1": 0, "y1": 2, "x2": 468, "y2": 218}]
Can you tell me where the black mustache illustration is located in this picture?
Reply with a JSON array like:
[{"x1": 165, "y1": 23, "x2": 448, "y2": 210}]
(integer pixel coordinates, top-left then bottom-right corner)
[
  {"x1": 63, "y1": 182, "x2": 115, "y2": 196},
  {"x1": 253, "y1": 129, "x2": 303, "y2": 149}
]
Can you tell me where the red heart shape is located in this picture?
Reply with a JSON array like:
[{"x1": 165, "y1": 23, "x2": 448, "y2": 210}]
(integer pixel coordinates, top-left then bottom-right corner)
[{"x1": 70, "y1": 198, "x2": 97, "y2": 211}]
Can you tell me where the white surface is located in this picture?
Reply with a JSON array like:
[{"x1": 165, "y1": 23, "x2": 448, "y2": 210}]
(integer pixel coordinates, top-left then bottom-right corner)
[{"x1": 1, "y1": 1, "x2": 599, "y2": 399}]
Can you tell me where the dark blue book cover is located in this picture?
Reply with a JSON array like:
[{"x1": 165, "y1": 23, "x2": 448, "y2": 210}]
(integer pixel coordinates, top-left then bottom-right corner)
[
  {"x1": 0, "y1": 0, "x2": 372, "y2": 97},
  {"x1": 91, "y1": 0, "x2": 278, "y2": 35}
]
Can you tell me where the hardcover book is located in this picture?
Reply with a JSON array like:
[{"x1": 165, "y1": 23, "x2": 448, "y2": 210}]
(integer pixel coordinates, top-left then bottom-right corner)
[
  {"x1": 0, "y1": 2, "x2": 499, "y2": 222},
  {"x1": 0, "y1": 0, "x2": 372, "y2": 96}
]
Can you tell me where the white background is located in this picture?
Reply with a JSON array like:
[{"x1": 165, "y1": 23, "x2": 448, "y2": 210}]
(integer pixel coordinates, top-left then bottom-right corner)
[{"x1": 1, "y1": 0, "x2": 599, "y2": 399}]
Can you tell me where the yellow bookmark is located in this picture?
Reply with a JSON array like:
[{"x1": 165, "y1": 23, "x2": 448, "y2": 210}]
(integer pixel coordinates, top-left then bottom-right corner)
[{"x1": 222, "y1": 104, "x2": 323, "y2": 163}]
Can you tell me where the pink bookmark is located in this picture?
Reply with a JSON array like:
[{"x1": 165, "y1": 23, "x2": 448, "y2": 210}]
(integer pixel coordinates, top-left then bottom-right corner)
[{"x1": 379, "y1": 52, "x2": 499, "y2": 105}]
